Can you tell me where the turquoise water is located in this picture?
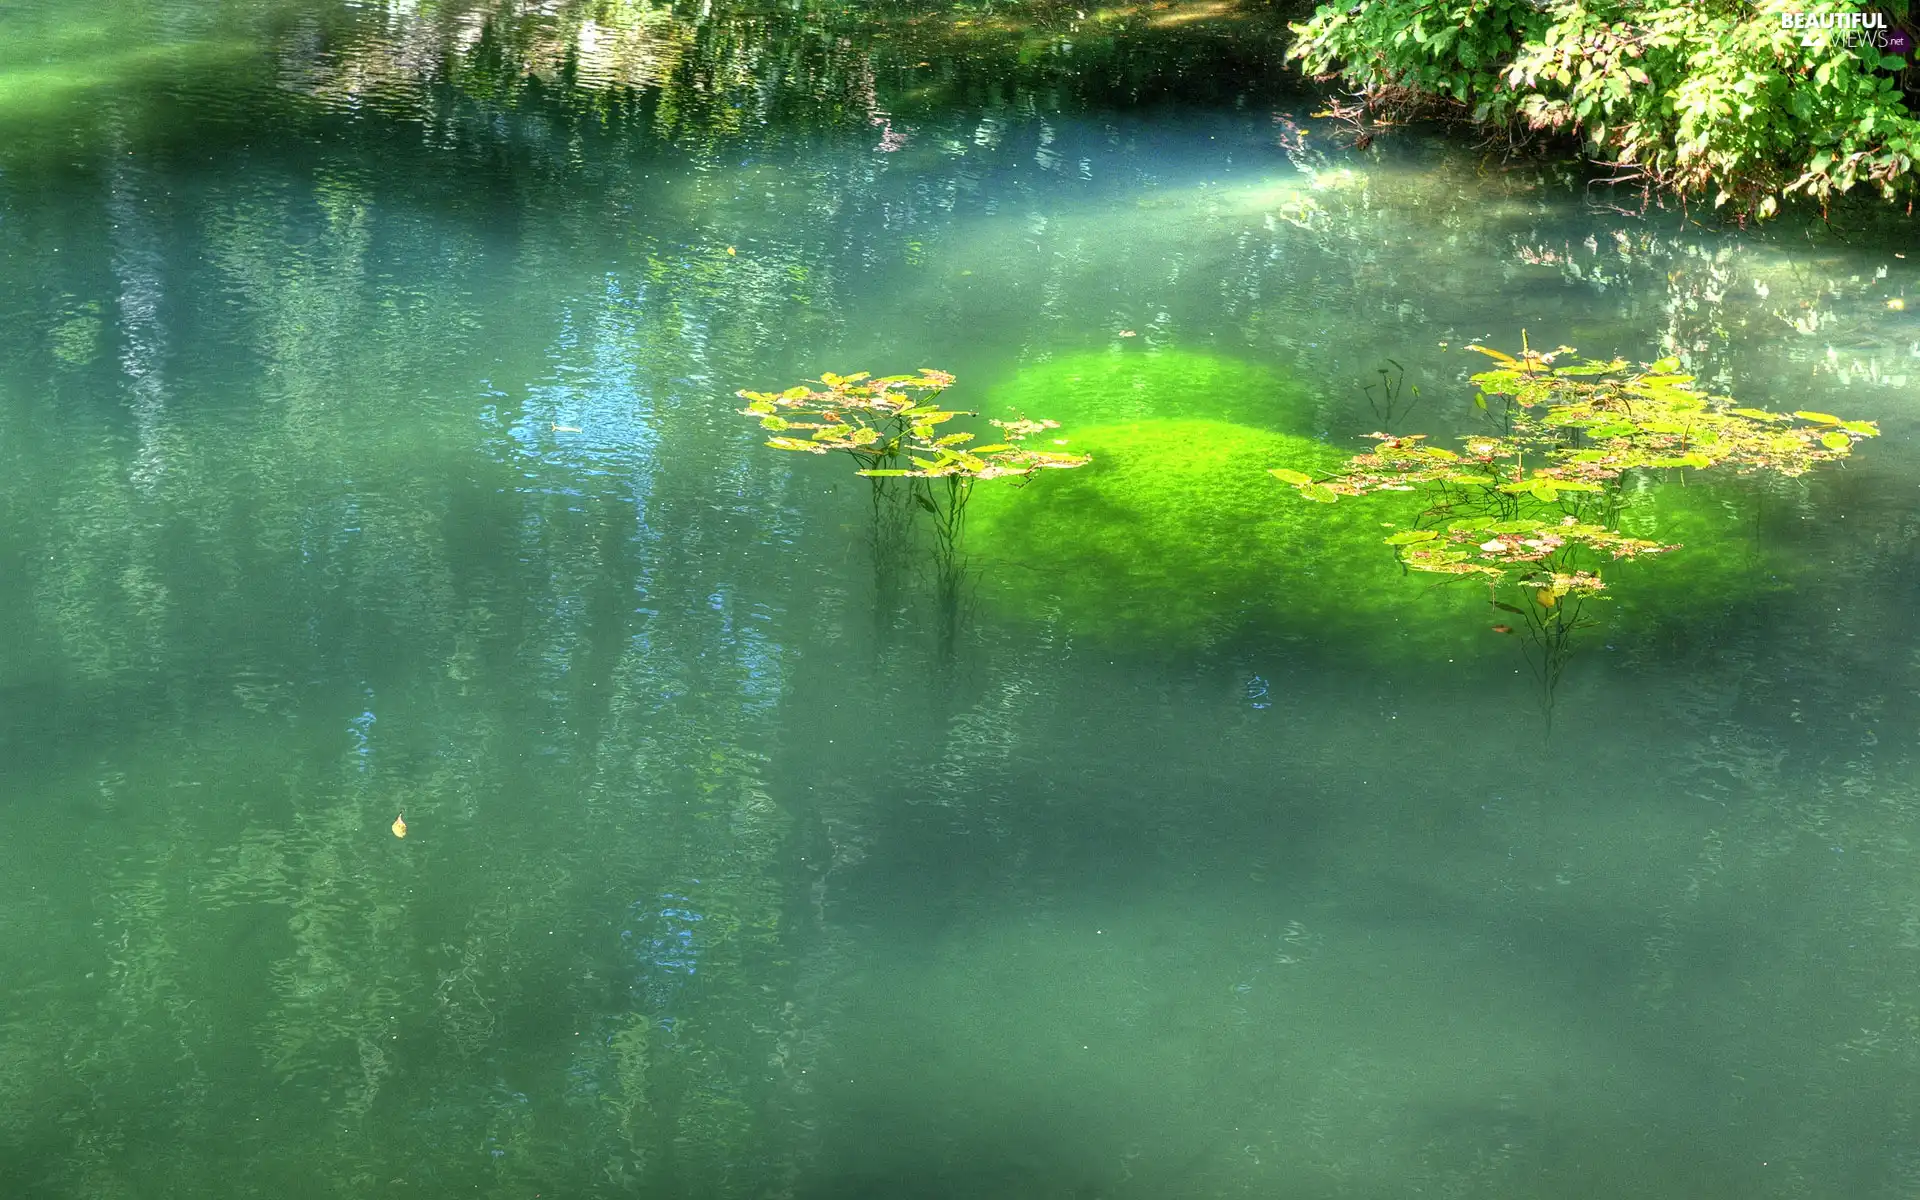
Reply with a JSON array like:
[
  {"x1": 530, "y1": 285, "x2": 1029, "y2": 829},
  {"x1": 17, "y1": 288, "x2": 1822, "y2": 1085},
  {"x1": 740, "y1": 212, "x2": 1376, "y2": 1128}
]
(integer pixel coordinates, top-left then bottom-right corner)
[{"x1": 5, "y1": 1, "x2": 1920, "y2": 1195}]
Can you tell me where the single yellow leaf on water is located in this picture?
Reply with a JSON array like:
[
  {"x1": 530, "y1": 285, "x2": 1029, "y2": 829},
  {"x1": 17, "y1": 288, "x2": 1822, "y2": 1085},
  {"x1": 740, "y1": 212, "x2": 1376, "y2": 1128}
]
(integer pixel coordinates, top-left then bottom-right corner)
[
  {"x1": 392, "y1": 813, "x2": 408, "y2": 839},
  {"x1": 726, "y1": 246, "x2": 737, "y2": 256},
  {"x1": 1535, "y1": 589, "x2": 1558, "y2": 608}
]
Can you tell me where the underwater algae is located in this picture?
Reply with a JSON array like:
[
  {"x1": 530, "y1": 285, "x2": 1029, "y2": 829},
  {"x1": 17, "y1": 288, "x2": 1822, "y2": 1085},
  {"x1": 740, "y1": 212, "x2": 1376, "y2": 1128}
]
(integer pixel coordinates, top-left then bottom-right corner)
[
  {"x1": 966, "y1": 418, "x2": 1784, "y2": 655},
  {"x1": 966, "y1": 419, "x2": 1486, "y2": 654},
  {"x1": 984, "y1": 348, "x2": 1318, "y2": 432}
]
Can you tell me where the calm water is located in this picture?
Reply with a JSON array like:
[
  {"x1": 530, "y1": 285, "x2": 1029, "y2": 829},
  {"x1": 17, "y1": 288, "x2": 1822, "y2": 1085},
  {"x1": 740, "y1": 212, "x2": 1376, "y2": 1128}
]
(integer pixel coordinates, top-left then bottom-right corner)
[{"x1": 5, "y1": 1, "x2": 1920, "y2": 1196}]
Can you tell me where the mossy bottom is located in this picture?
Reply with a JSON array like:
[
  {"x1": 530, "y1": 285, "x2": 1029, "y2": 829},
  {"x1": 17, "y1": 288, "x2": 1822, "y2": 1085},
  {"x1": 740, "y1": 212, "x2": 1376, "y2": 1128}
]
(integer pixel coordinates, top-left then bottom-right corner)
[
  {"x1": 966, "y1": 419, "x2": 1781, "y2": 658},
  {"x1": 984, "y1": 348, "x2": 1317, "y2": 433}
]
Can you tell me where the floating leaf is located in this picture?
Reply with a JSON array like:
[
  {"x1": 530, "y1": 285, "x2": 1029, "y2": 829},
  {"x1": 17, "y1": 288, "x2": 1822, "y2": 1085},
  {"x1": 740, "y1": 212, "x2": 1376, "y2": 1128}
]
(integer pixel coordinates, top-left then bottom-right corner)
[
  {"x1": 1793, "y1": 411, "x2": 1842, "y2": 425},
  {"x1": 1384, "y1": 529, "x2": 1440, "y2": 545},
  {"x1": 1466, "y1": 345, "x2": 1520, "y2": 365},
  {"x1": 1302, "y1": 484, "x2": 1340, "y2": 503},
  {"x1": 1820, "y1": 430, "x2": 1852, "y2": 451},
  {"x1": 1271, "y1": 467, "x2": 1316, "y2": 486}
]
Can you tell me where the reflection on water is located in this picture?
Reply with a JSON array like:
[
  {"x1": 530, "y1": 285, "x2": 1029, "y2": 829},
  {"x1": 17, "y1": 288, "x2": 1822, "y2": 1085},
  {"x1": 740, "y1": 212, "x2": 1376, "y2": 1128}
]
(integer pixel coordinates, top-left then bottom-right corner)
[{"x1": 4, "y1": 0, "x2": 1920, "y2": 1195}]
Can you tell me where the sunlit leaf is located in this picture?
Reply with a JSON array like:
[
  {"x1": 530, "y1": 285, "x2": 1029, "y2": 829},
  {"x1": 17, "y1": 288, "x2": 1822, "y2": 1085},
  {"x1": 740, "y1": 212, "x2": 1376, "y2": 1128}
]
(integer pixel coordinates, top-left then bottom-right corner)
[{"x1": 1466, "y1": 344, "x2": 1520, "y2": 365}]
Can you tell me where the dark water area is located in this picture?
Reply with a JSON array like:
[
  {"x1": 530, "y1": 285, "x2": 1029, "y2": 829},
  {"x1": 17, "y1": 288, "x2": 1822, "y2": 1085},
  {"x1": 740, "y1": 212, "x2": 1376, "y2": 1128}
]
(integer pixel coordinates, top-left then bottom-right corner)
[{"x1": 5, "y1": 1, "x2": 1920, "y2": 1196}]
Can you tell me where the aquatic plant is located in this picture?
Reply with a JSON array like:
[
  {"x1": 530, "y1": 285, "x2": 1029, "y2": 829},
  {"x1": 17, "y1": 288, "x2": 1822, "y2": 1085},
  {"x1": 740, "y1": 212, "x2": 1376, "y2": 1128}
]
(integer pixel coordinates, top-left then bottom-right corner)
[
  {"x1": 739, "y1": 369, "x2": 1089, "y2": 650},
  {"x1": 967, "y1": 412, "x2": 1791, "y2": 659},
  {"x1": 966, "y1": 418, "x2": 1494, "y2": 655},
  {"x1": 986, "y1": 348, "x2": 1318, "y2": 433},
  {"x1": 739, "y1": 368, "x2": 1087, "y2": 550},
  {"x1": 1272, "y1": 340, "x2": 1876, "y2": 694},
  {"x1": 1275, "y1": 341, "x2": 1872, "y2": 594}
]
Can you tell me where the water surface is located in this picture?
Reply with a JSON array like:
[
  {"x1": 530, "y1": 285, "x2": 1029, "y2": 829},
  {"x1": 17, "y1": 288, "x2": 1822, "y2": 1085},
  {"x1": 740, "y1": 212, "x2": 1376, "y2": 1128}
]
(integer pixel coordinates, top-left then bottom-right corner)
[{"x1": 5, "y1": 1, "x2": 1920, "y2": 1195}]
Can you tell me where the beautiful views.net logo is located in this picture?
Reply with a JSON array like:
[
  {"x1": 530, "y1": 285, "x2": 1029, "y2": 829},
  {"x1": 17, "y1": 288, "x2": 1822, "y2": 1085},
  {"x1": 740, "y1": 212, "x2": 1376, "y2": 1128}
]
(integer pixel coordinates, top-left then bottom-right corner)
[{"x1": 1779, "y1": 10, "x2": 1913, "y2": 55}]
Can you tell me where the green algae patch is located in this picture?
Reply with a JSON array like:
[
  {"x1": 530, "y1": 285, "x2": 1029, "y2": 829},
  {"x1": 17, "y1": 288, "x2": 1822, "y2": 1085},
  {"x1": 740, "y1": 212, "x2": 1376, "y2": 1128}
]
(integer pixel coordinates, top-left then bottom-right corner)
[
  {"x1": 985, "y1": 349, "x2": 1317, "y2": 434},
  {"x1": 968, "y1": 418, "x2": 1784, "y2": 656},
  {"x1": 1599, "y1": 478, "x2": 1783, "y2": 630},
  {"x1": 967, "y1": 419, "x2": 1490, "y2": 656}
]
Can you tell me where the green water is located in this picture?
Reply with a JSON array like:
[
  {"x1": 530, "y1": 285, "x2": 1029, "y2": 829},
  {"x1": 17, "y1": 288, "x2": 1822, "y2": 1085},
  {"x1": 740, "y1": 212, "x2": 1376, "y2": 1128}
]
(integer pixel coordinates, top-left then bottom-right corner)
[{"x1": 5, "y1": 0, "x2": 1920, "y2": 1195}]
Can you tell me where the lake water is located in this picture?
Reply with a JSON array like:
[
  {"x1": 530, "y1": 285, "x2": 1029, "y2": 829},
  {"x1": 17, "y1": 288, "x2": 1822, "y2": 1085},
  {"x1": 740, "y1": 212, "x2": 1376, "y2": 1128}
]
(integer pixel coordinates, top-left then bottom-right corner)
[{"x1": 5, "y1": 1, "x2": 1920, "y2": 1195}]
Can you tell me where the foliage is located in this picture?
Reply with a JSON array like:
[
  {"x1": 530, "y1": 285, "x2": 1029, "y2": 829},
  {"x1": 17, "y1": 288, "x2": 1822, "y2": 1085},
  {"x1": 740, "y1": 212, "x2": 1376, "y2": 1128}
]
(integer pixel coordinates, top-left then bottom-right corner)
[
  {"x1": 1287, "y1": 0, "x2": 1920, "y2": 216},
  {"x1": 1272, "y1": 341, "x2": 1874, "y2": 691},
  {"x1": 740, "y1": 369, "x2": 1090, "y2": 652},
  {"x1": 739, "y1": 369, "x2": 1089, "y2": 482},
  {"x1": 969, "y1": 418, "x2": 1509, "y2": 655},
  {"x1": 986, "y1": 348, "x2": 1318, "y2": 433}
]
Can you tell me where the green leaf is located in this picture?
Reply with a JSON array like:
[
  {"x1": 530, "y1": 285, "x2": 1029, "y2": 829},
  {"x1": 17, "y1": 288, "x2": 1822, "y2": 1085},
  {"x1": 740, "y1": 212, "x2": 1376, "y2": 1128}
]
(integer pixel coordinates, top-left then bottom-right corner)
[
  {"x1": 1819, "y1": 430, "x2": 1852, "y2": 451},
  {"x1": 759, "y1": 415, "x2": 790, "y2": 431},
  {"x1": 856, "y1": 468, "x2": 913, "y2": 476},
  {"x1": 1270, "y1": 468, "x2": 1316, "y2": 485},
  {"x1": 1794, "y1": 410, "x2": 1842, "y2": 424},
  {"x1": 1384, "y1": 529, "x2": 1441, "y2": 545},
  {"x1": 1302, "y1": 484, "x2": 1340, "y2": 503}
]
